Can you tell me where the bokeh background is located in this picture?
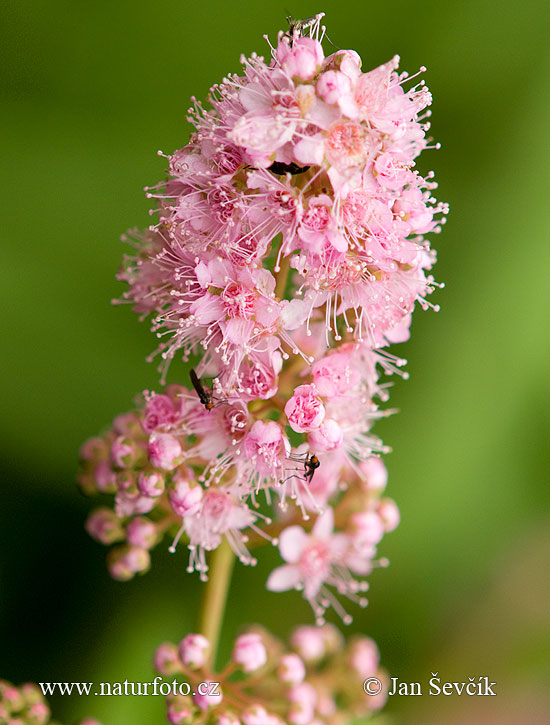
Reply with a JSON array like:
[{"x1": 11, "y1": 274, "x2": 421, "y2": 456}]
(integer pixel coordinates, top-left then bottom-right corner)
[{"x1": 2, "y1": 0, "x2": 549, "y2": 722}]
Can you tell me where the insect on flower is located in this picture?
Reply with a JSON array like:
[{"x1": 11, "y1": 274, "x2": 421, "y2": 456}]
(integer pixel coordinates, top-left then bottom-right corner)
[
  {"x1": 304, "y1": 453, "x2": 320, "y2": 483},
  {"x1": 285, "y1": 15, "x2": 317, "y2": 40},
  {"x1": 189, "y1": 368, "x2": 214, "y2": 411},
  {"x1": 287, "y1": 450, "x2": 321, "y2": 484}
]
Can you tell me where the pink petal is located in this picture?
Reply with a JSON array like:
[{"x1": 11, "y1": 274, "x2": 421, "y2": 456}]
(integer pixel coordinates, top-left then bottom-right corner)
[
  {"x1": 266, "y1": 564, "x2": 301, "y2": 592},
  {"x1": 279, "y1": 526, "x2": 308, "y2": 563},
  {"x1": 312, "y1": 508, "x2": 334, "y2": 540}
]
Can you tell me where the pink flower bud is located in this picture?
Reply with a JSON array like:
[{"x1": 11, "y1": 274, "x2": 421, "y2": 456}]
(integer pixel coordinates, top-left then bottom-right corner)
[
  {"x1": 288, "y1": 683, "x2": 317, "y2": 725},
  {"x1": 79, "y1": 436, "x2": 108, "y2": 462},
  {"x1": 27, "y1": 701, "x2": 50, "y2": 725},
  {"x1": 316, "y1": 70, "x2": 351, "y2": 105},
  {"x1": 169, "y1": 479, "x2": 203, "y2": 518},
  {"x1": 113, "y1": 411, "x2": 141, "y2": 435},
  {"x1": 114, "y1": 490, "x2": 155, "y2": 517},
  {"x1": 193, "y1": 689, "x2": 223, "y2": 711},
  {"x1": 217, "y1": 713, "x2": 241, "y2": 725},
  {"x1": 142, "y1": 393, "x2": 178, "y2": 433},
  {"x1": 242, "y1": 706, "x2": 274, "y2": 725},
  {"x1": 290, "y1": 626, "x2": 326, "y2": 661},
  {"x1": 285, "y1": 385, "x2": 325, "y2": 433},
  {"x1": 93, "y1": 461, "x2": 117, "y2": 493},
  {"x1": 232, "y1": 633, "x2": 267, "y2": 673},
  {"x1": 126, "y1": 517, "x2": 158, "y2": 549},
  {"x1": 167, "y1": 701, "x2": 193, "y2": 725},
  {"x1": 124, "y1": 545, "x2": 151, "y2": 573},
  {"x1": 350, "y1": 636, "x2": 379, "y2": 679},
  {"x1": 148, "y1": 433, "x2": 182, "y2": 470},
  {"x1": 178, "y1": 634, "x2": 210, "y2": 669},
  {"x1": 278, "y1": 654, "x2": 305, "y2": 685},
  {"x1": 153, "y1": 642, "x2": 182, "y2": 676},
  {"x1": 278, "y1": 37, "x2": 324, "y2": 80},
  {"x1": 377, "y1": 498, "x2": 400, "y2": 532},
  {"x1": 138, "y1": 470, "x2": 166, "y2": 497},
  {"x1": 308, "y1": 419, "x2": 343, "y2": 451},
  {"x1": 350, "y1": 511, "x2": 384, "y2": 546},
  {"x1": 358, "y1": 457, "x2": 388, "y2": 492},
  {"x1": 85, "y1": 508, "x2": 124, "y2": 545},
  {"x1": 20, "y1": 683, "x2": 43, "y2": 705}
]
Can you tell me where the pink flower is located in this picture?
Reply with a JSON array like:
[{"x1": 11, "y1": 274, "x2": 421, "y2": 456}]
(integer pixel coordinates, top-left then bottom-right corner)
[
  {"x1": 267, "y1": 509, "x2": 364, "y2": 623},
  {"x1": 243, "y1": 420, "x2": 287, "y2": 476},
  {"x1": 232, "y1": 633, "x2": 267, "y2": 672},
  {"x1": 285, "y1": 385, "x2": 325, "y2": 433}
]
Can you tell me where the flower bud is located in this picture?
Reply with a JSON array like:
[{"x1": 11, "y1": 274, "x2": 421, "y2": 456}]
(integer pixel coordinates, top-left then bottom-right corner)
[
  {"x1": 193, "y1": 689, "x2": 223, "y2": 711},
  {"x1": 113, "y1": 411, "x2": 141, "y2": 435},
  {"x1": 285, "y1": 385, "x2": 325, "y2": 433},
  {"x1": 169, "y1": 479, "x2": 203, "y2": 518},
  {"x1": 85, "y1": 508, "x2": 125, "y2": 545},
  {"x1": 358, "y1": 457, "x2": 388, "y2": 492},
  {"x1": 217, "y1": 713, "x2": 241, "y2": 725},
  {"x1": 93, "y1": 461, "x2": 117, "y2": 494},
  {"x1": 377, "y1": 498, "x2": 400, "y2": 532},
  {"x1": 148, "y1": 433, "x2": 182, "y2": 470},
  {"x1": 111, "y1": 436, "x2": 140, "y2": 468},
  {"x1": 26, "y1": 701, "x2": 50, "y2": 725},
  {"x1": 138, "y1": 470, "x2": 165, "y2": 497},
  {"x1": 290, "y1": 626, "x2": 326, "y2": 662},
  {"x1": 349, "y1": 636, "x2": 379, "y2": 679},
  {"x1": 232, "y1": 633, "x2": 267, "y2": 673},
  {"x1": 154, "y1": 642, "x2": 183, "y2": 677},
  {"x1": 126, "y1": 517, "x2": 158, "y2": 549},
  {"x1": 178, "y1": 634, "x2": 210, "y2": 669},
  {"x1": 349, "y1": 511, "x2": 384, "y2": 546},
  {"x1": 288, "y1": 683, "x2": 317, "y2": 725},
  {"x1": 278, "y1": 654, "x2": 305, "y2": 685},
  {"x1": 79, "y1": 436, "x2": 108, "y2": 462}
]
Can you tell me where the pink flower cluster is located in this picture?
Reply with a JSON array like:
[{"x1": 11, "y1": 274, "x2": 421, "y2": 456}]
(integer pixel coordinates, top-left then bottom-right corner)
[
  {"x1": 79, "y1": 353, "x2": 399, "y2": 623},
  {"x1": 154, "y1": 624, "x2": 387, "y2": 724},
  {"x1": 81, "y1": 15, "x2": 445, "y2": 626},
  {"x1": 0, "y1": 680, "x2": 100, "y2": 725}
]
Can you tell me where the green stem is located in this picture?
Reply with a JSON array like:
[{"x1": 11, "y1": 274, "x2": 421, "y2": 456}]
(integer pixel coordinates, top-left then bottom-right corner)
[
  {"x1": 274, "y1": 253, "x2": 291, "y2": 300},
  {"x1": 197, "y1": 539, "x2": 235, "y2": 668}
]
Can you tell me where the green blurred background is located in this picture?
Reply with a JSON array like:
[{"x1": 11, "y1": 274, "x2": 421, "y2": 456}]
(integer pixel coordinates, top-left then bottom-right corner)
[{"x1": 2, "y1": 0, "x2": 549, "y2": 722}]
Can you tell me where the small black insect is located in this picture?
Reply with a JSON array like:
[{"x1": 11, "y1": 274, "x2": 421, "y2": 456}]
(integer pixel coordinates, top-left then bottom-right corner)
[
  {"x1": 189, "y1": 368, "x2": 214, "y2": 411},
  {"x1": 268, "y1": 160, "x2": 311, "y2": 176},
  {"x1": 286, "y1": 15, "x2": 317, "y2": 40},
  {"x1": 304, "y1": 453, "x2": 320, "y2": 483}
]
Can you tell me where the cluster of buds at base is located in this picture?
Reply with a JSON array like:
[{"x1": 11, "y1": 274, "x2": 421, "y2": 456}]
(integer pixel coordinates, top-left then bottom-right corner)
[
  {"x1": 0, "y1": 680, "x2": 100, "y2": 725},
  {"x1": 154, "y1": 625, "x2": 387, "y2": 724}
]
